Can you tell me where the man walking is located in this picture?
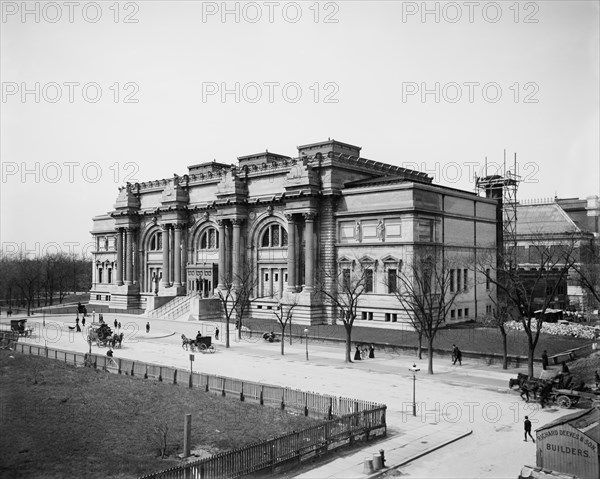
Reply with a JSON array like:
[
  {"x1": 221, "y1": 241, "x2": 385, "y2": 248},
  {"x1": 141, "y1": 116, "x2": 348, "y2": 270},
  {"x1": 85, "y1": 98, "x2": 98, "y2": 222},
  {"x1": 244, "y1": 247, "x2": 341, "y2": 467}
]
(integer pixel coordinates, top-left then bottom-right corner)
[
  {"x1": 215, "y1": 327, "x2": 220, "y2": 341},
  {"x1": 524, "y1": 416, "x2": 535, "y2": 442},
  {"x1": 146, "y1": 322, "x2": 150, "y2": 333}
]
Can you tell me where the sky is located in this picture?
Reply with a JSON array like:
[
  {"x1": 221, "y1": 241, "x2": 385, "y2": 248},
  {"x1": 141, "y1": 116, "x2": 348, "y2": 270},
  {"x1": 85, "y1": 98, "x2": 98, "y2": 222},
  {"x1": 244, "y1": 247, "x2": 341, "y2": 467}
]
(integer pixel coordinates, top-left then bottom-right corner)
[{"x1": 1, "y1": 0, "x2": 599, "y2": 256}]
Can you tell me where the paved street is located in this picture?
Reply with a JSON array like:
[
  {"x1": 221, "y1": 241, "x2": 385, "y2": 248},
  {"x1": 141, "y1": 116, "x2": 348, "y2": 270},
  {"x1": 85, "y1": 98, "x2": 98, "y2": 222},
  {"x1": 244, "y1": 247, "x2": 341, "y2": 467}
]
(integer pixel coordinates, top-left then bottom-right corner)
[{"x1": 4, "y1": 312, "x2": 577, "y2": 478}]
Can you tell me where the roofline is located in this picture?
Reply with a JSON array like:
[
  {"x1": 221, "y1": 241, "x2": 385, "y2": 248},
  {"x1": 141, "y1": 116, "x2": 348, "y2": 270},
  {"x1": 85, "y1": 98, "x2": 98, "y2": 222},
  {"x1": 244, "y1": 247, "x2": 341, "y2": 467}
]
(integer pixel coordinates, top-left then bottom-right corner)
[{"x1": 297, "y1": 139, "x2": 362, "y2": 151}]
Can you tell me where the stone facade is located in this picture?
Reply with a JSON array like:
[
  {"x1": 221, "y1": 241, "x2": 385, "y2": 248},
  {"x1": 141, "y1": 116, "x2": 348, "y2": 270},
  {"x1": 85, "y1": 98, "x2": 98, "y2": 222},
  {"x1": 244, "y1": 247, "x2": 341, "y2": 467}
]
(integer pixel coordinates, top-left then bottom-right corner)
[{"x1": 90, "y1": 139, "x2": 498, "y2": 326}]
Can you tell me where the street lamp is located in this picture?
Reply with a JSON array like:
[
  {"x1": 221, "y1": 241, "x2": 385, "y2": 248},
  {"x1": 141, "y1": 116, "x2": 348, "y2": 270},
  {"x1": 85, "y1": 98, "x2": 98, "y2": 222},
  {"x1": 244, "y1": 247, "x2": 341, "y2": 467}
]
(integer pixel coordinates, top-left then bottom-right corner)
[
  {"x1": 409, "y1": 363, "x2": 420, "y2": 417},
  {"x1": 304, "y1": 328, "x2": 309, "y2": 360}
]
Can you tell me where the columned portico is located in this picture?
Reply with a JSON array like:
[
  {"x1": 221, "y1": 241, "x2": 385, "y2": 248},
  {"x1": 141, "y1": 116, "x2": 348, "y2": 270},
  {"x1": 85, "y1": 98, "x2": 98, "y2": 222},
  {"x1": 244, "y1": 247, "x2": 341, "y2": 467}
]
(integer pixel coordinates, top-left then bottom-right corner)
[
  {"x1": 116, "y1": 228, "x2": 124, "y2": 286},
  {"x1": 304, "y1": 213, "x2": 316, "y2": 291},
  {"x1": 217, "y1": 219, "x2": 226, "y2": 288},
  {"x1": 124, "y1": 227, "x2": 134, "y2": 285},
  {"x1": 286, "y1": 214, "x2": 296, "y2": 291},
  {"x1": 231, "y1": 218, "x2": 243, "y2": 288},
  {"x1": 173, "y1": 224, "x2": 182, "y2": 287},
  {"x1": 161, "y1": 224, "x2": 170, "y2": 287}
]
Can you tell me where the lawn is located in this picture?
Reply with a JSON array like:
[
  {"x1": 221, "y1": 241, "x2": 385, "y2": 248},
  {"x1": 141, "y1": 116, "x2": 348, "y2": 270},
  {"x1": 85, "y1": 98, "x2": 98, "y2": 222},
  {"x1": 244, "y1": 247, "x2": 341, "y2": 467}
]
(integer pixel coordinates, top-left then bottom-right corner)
[
  {"x1": 244, "y1": 317, "x2": 595, "y2": 358},
  {"x1": 0, "y1": 350, "x2": 319, "y2": 479}
]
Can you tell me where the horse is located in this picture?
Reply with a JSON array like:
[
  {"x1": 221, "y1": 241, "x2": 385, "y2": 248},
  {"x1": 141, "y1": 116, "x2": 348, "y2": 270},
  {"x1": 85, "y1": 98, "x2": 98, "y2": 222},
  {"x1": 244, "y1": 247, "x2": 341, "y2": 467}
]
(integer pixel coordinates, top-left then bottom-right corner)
[
  {"x1": 181, "y1": 334, "x2": 196, "y2": 351},
  {"x1": 111, "y1": 333, "x2": 124, "y2": 349}
]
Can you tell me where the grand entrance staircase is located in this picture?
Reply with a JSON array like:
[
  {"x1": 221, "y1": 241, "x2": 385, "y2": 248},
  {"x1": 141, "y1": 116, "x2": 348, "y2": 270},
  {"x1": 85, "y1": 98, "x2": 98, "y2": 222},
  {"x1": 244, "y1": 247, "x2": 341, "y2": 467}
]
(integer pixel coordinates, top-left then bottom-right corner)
[{"x1": 146, "y1": 293, "x2": 223, "y2": 322}]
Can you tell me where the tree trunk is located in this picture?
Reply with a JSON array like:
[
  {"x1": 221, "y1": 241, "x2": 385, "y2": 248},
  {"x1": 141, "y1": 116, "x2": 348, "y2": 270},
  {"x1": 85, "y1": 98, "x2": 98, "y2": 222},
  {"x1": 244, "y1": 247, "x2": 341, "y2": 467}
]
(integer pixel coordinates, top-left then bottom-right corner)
[
  {"x1": 225, "y1": 315, "x2": 230, "y2": 348},
  {"x1": 527, "y1": 341, "x2": 535, "y2": 378},
  {"x1": 281, "y1": 327, "x2": 285, "y2": 355},
  {"x1": 345, "y1": 325, "x2": 352, "y2": 363},
  {"x1": 501, "y1": 329, "x2": 508, "y2": 370},
  {"x1": 427, "y1": 338, "x2": 434, "y2": 374},
  {"x1": 417, "y1": 332, "x2": 423, "y2": 359}
]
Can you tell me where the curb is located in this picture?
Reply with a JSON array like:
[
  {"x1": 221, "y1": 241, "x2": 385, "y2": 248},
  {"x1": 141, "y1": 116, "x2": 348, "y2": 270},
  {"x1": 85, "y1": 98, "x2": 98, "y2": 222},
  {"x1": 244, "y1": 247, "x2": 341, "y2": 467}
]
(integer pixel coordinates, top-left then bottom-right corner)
[{"x1": 368, "y1": 429, "x2": 473, "y2": 478}]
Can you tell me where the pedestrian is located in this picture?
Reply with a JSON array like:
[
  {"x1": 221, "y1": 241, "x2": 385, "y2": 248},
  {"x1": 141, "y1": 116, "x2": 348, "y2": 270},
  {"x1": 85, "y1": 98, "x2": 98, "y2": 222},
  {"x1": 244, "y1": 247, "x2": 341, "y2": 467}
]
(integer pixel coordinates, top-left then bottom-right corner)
[
  {"x1": 541, "y1": 350, "x2": 548, "y2": 371},
  {"x1": 452, "y1": 345, "x2": 462, "y2": 365},
  {"x1": 215, "y1": 327, "x2": 220, "y2": 340},
  {"x1": 354, "y1": 345, "x2": 362, "y2": 361},
  {"x1": 524, "y1": 416, "x2": 535, "y2": 442},
  {"x1": 107, "y1": 348, "x2": 114, "y2": 358},
  {"x1": 75, "y1": 316, "x2": 79, "y2": 325},
  {"x1": 369, "y1": 344, "x2": 375, "y2": 359},
  {"x1": 82, "y1": 316, "x2": 86, "y2": 327},
  {"x1": 114, "y1": 319, "x2": 118, "y2": 329},
  {"x1": 118, "y1": 321, "x2": 122, "y2": 331},
  {"x1": 146, "y1": 322, "x2": 150, "y2": 333},
  {"x1": 76, "y1": 323, "x2": 81, "y2": 333}
]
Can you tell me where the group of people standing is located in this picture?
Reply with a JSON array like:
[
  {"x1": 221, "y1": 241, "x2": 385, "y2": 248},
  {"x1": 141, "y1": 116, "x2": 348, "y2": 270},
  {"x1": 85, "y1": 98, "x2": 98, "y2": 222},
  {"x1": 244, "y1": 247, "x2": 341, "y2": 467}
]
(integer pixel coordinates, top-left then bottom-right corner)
[{"x1": 354, "y1": 344, "x2": 375, "y2": 360}]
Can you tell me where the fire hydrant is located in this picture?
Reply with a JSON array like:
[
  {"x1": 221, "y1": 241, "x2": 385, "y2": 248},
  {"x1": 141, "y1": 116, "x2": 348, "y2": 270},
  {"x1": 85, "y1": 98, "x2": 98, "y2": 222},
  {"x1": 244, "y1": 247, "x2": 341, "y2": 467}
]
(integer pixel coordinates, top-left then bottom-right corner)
[{"x1": 379, "y1": 449, "x2": 386, "y2": 467}]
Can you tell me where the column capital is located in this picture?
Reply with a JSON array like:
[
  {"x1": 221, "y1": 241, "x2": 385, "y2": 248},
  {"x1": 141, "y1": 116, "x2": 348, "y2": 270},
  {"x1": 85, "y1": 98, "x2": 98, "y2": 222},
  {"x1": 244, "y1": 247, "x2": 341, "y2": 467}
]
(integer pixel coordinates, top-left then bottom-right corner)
[
  {"x1": 231, "y1": 218, "x2": 244, "y2": 226},
  {"x1": 285, "y1": 213, "x2": 295, "y2": 222},
  {"x1": 216, "y1": 219, "x2": 226, "y2": 227},
  {"x1": 161, "y1": 223, "x2": 171, "y2": 231},
  {"x1": 125, "y1": 226, "x2": 138, "y2": 233},
  {"x1": 303, "y1": 212, "x2": 317, "y2": 221},
  {"x1": 173, "y1": 223, "x2": 184, "y2": 231}
]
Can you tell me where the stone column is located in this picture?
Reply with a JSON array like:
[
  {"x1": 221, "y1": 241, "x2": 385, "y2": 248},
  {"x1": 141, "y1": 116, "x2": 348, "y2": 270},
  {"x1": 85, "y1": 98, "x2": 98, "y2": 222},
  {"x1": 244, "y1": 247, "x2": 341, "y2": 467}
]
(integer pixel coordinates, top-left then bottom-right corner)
[
  {"x1": 173, "y1": 224, "x2": 182, "y2": 287},
  {"x1": 161, "y1": 224, "x2": 170, "y2": 287},
  {"x1": 286, "y1": 214, "x2": 296, "y2": 291},
  {"x1": 303, "y1": 213, "x2": 316, "y2": 291},
  {"x1": 181, "y1": 230, "x2": 188, "y2": 290},
  {"x1": 125, "y1": 227, "x2": 133, "y2": 285},
  {"x1": 217, "y1": 219, "x2": 226, "y2": 288},
  {"x1": 116, "y1": 228, "x2": 124, "y2": 286},
  {"x1": 232, "y1": 218, "x2": 243, "y2": 289}
]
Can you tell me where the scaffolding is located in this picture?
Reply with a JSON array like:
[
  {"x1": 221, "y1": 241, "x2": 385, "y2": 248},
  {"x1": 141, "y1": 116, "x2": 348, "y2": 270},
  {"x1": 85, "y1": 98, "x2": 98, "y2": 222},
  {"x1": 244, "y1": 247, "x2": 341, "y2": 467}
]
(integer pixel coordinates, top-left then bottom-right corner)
[{"x1": 475, "y1": 151, "x2": 521, "y2": 268}]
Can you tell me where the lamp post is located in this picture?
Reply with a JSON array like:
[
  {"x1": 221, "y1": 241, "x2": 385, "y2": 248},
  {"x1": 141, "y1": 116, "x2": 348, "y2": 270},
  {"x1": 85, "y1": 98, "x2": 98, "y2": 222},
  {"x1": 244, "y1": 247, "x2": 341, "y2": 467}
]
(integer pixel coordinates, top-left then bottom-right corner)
[
  {"x1": 304, "y1": 328, "x2": 309, "y2": 360},
  {"x1": 409, "y1": 363, "x2": 420, "y2": 417}
]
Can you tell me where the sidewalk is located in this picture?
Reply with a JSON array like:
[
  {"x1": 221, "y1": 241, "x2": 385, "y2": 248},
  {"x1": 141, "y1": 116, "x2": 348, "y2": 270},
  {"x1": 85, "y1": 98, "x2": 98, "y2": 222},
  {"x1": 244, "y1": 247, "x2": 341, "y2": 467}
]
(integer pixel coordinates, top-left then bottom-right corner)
[{"x1": 295, "y1": 419, "x2": 471, "y2": 479}]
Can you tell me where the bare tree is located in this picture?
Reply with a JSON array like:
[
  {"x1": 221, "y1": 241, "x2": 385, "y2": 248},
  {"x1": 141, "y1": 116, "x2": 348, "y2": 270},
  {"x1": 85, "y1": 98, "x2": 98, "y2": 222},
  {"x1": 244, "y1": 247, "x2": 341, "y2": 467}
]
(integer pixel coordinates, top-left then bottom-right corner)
[
  {"x1": 216, "y1": 265, "x2": 260, "y2": 348},
  {"x1": 480, "y1": 287, "x2": 516, "y2": 370},
  {"x1": 388, "y1": 247, "x2": 461, "y2": 374},
  {"x1": 480, "y1": 236, "x2": 578, "y2": 377},
  {"x1": 319, "y1": 261, "x2": 370, "y2": 363},
  {"x1": 271, "y1": 296, "x2": 298, "y2": 355}
]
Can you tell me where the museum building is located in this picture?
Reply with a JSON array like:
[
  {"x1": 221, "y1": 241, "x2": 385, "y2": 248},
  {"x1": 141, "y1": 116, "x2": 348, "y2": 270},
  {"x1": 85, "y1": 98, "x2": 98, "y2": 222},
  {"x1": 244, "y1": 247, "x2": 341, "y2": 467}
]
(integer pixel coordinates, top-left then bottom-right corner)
[{"x1": 90, "y1": 139, "x2": 498, "y2": 326}]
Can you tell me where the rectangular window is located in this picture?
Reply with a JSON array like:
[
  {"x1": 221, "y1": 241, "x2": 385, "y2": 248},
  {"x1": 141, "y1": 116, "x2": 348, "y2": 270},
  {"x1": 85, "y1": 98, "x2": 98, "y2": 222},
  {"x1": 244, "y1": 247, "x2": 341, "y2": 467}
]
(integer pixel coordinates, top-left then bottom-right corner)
[
  {"x1": 418, "y1": 219, "x2": 434, "y2": 242},
  {"x1": 392, "y1": 314, "x2": 397, "y2": 322},
  {"x1": 463, "y1": 269, "x2": 468, "y2": 291},
  {"x1": 486, "y1": 269, "x2": 491, "y2": 291},
  {"x1": 458, "y1": 309, "x2": 463, "y2": 318},
  {"x1": 450, "y1": 310, "x2": 455, "y2": 319},
  {"x1": 361, "y1": 312, "x2": 367, "y2": 320},
  {"x1": 105, "y1": 295, "x2": 110, "y2": 301},
  {"x1": 96, "y1": 295, "x2": 101, "y2": 300},
  {"x1": 368, "y1": 312, "x2": 373, "y2": 321},
  {"x1": 456, "y1": 270, "x2": 461, "y2": 292},
  {"x1": 464, "y1": 308, "x2": 469, "y2": 317},
  {"x1": 365, "y1": 269, "x2": 374, "y2": 293},
  {"x1": 486, "y1": 305, "x2": 492, "y2": 314},
  {"x1": 450, "y1": 269, "x2": 455, "y2": 292},
  {"x1": 385, "y1": 313, "x2": 391, "y2": 322},
  {"x1": 387, "y1": 269, "x2": 397, "y2": 293}
]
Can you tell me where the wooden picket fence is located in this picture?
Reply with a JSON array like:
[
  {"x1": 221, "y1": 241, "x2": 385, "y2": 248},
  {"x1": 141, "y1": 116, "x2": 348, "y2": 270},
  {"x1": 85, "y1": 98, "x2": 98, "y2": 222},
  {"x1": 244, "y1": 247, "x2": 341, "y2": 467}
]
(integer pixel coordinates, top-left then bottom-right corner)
[{"x1": 11, "y1": 343, "x2": 387, "y2": 478}]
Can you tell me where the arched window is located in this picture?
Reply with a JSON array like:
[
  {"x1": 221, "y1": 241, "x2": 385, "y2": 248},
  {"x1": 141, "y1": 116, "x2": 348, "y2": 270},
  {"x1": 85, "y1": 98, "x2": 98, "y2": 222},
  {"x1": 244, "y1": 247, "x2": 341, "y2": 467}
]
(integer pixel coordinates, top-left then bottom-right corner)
[
  {"x1": 260, "y1": 224, "x2": 288, "y2": 248},
  {"x1": 149, "y1": 231, "x2": 162, "y2": 251},
  {"x1": 199, "y1": 228, "x2": 218, "y2": 250}
]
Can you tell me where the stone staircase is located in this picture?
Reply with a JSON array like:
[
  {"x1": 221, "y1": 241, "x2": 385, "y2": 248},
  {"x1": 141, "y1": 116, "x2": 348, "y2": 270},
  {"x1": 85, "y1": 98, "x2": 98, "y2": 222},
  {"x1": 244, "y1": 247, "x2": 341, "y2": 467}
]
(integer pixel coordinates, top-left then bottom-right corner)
[{"x1": 147, "y1": 294, "x2": 196, "y2": 321}]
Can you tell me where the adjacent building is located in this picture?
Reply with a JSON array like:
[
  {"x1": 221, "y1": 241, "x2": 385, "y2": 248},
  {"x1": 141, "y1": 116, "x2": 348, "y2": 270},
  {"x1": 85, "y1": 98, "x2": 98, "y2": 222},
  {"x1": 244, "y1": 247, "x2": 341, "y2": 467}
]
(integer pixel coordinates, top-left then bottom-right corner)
[{"x1": 90, "y1": 139, "x2": 498, "y2": 326}]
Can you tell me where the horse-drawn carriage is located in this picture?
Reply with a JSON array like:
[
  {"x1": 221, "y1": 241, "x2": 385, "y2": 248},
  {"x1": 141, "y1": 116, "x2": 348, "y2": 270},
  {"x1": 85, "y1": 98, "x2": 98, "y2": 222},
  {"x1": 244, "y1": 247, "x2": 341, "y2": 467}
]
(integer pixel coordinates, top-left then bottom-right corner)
[
  {"x1": 509, "y1": 372, "x2": 600, "y2": 408},
  {"x1": 11, "y1": 319, "x2": 33, "y2": 337},
  {"x1": 181, "y1": 334, "x2": 216, "y2": 353},
  {"x1": 87, "y1": 323, "x2": 123, "y2": 348}
]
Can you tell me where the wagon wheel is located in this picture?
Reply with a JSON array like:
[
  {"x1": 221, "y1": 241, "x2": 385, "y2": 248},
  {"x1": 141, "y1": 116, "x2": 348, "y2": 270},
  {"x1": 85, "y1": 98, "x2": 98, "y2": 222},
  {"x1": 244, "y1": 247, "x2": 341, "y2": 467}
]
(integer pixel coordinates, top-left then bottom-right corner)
[
  {"x1": 207, "y1": 344, "x2": 216, "y2": 353},
  {"x1": 199, "y1": 343, "x2": 207, "y2": 352},
  {"x1": 556, "y1": 395, "x2": 572, "y2": 409}
]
